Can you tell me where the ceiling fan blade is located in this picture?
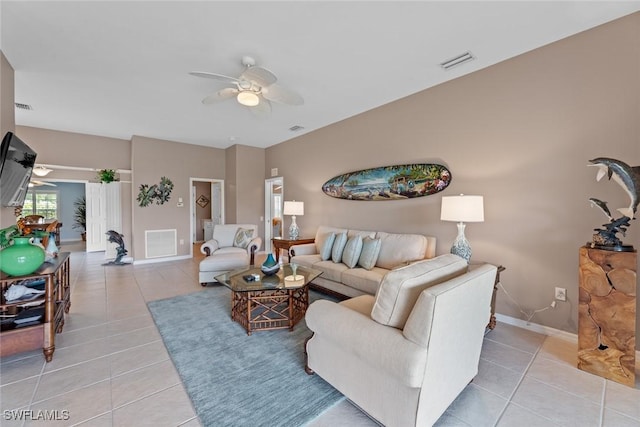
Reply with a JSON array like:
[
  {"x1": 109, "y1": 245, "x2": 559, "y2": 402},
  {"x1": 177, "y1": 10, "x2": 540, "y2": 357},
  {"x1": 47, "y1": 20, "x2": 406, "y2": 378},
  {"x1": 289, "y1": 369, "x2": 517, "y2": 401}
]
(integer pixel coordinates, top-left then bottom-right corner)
[
  {"x1": 202, "y1": 87, "x2": 238, "y2": 104},
  {"x1": 189, "y1": 71, "x2": 239, "y2": 84},
  {"x1": 261, "y1": 83, "x2": 304, "y2": 106},
  {"x1": 249, "y1": 96, "x2": 272, "y2": 119},
  {"x1": 241, "y1": 66, "x2": 277, "y2": 87},
  {"x1": 31, "y1": 180, "x2": 56, "y2": 187}
]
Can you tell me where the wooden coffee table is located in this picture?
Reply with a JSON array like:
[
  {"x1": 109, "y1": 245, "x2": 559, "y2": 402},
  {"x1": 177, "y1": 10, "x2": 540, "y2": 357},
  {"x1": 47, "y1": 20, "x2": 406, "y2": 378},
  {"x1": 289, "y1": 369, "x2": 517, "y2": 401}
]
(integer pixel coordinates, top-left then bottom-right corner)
[{"x1": 215, "y1": 264, "x2": 321, "y2": 335}]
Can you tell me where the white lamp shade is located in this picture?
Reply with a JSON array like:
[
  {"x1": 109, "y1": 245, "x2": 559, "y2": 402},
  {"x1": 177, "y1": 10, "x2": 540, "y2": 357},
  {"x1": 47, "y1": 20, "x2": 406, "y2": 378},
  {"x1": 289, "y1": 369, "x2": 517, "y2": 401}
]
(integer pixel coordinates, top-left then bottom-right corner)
[
  {"x1": 283, "y1": 201, "x2": 304, "y2": 216},
  {"x1": 440, "y1": 195, "x2": 484, "y2": 222}
]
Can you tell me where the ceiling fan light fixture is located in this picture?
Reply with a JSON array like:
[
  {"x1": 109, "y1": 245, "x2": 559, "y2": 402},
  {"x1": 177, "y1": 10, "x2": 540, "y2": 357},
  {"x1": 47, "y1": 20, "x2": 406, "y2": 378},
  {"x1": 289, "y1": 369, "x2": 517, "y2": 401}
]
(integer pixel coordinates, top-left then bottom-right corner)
[
  {"x1": 32, "y1": 165, "x2": 53, "y2": 176},
  {"x1": 237, "y1": 91, "x2": 260, "y2": 107}
]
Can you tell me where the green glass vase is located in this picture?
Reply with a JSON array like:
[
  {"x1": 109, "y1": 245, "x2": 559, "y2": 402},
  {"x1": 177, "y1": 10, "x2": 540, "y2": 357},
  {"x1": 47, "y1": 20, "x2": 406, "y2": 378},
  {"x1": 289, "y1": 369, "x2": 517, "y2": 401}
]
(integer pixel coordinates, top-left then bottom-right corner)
[
  {"x1": 0, "y1": 236, "x2": 46, "y2": 276},
  {"x1": 260, "y1": 253, "x2": 280, "y2": 276}
]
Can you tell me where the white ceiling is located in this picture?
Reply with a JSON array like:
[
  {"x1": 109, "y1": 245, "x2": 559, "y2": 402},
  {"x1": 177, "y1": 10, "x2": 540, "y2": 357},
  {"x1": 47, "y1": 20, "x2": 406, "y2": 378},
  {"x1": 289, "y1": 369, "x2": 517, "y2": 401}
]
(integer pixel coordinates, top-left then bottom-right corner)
[{"x1": 2, "y1": 1, "x2": 639, "y2": 150}]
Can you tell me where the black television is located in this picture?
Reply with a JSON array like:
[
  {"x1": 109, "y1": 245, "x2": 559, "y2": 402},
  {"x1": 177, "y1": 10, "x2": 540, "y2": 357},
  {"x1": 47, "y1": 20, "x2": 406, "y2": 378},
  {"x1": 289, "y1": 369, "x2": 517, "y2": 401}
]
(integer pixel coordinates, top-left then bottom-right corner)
[{"x1": 0, "y1": 132, "x2": 37, "y2": 207}]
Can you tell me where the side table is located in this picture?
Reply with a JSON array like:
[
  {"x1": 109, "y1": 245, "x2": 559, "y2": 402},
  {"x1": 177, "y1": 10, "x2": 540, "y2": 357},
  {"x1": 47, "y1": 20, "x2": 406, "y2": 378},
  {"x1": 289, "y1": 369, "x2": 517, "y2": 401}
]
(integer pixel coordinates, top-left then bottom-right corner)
[
  {"x1": 470, "y1": 263, "x2": 505, "y2": 330},
  {"x1": 272, "y1": 237, "x2": 315, "y2": 263}
]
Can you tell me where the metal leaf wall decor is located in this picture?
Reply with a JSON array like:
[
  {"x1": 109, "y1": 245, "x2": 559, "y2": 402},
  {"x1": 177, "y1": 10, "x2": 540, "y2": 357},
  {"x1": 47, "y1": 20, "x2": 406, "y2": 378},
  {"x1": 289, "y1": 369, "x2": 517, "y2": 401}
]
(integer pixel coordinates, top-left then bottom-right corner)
[{"x1": 137, "y1": 176, "x2": 174, "y2": 207}]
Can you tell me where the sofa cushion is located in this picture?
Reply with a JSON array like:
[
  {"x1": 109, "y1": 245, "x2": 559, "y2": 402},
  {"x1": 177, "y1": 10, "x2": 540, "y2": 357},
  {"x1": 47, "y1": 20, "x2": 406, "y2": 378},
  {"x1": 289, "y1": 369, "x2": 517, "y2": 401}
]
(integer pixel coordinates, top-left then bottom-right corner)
[
  {"x1": 314, "y1": 226, "x2": 348, "y2": 253},
  {"x1": 313, "y1": 260, "x2": 349, "y2": 282},
  {"x1": 331, "y1": 232, "x2": 348, "y2": 263},
  {"x1": 319, "y1": 232, "x2": 336, "y2": 261},
  {"x1": 342, "y1": 235, "x2": 363, "y2": 268},
  {"x1": 233, "y1": 227, "x2": 254, "y2": 249},
  {"x1": 213, "y1": 224, "x2": 257, "y2": 247},
  {"x1": 371, "y1": 254, "x2": 468, "y2": 329},
  {"x1": 375, "y1": 232, "x2": 429, "y2": 269},
  {"x1": 341, "y1": 267, "x2": 387, "y2": 295},
  {"x1": 358, "y1": 237, "x2": 382, "y2": 270},
  {"x1": 347, "y1": 229, "x2": 377, "y2": 240},
  {"x1": 292, "y1": 254, "x2": 322, "y2": 269}
]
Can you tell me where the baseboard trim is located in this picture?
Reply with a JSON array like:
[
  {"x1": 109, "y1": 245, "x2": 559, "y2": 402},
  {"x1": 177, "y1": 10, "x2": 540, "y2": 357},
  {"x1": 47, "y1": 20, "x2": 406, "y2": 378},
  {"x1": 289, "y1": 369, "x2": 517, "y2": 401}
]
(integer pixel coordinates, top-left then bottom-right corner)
[
  {"x1": 495, "y1": 313, "x2": 640, "y2": 357},
  {"x1": 133, "y1": 254, "x2": 192, "y2": 265}
]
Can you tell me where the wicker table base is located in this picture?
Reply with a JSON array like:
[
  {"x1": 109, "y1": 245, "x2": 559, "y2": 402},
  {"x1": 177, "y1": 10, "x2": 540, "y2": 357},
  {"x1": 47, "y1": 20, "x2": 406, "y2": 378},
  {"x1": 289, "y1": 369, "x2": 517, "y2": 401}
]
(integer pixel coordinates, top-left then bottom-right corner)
[{"x1": 231, "y1": 286, "x2": 309, "y2": 335}]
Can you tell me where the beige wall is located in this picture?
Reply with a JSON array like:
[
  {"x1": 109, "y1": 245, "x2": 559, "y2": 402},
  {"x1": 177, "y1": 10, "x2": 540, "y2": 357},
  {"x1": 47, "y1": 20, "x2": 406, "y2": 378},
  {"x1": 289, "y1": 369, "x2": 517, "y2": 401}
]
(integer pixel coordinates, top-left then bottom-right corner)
[
  {"x1": 15, "y1": 126, "x2": 134, "y2": 250},
  {"x1": 131, "y1": 135, "x2": 225, "y2": 259},
  {"x1": 16, "y1": 126, "x2": 131, "y2": 170},
  {"x1": 0, "y1": 51, "x2": 16, "y2": 228},
  {"x1": 224, "y1": 144, "x2": 266, "y2": 244},
  {"x1": 266, "y1": 13, "x2": 640, "y2": 339}
]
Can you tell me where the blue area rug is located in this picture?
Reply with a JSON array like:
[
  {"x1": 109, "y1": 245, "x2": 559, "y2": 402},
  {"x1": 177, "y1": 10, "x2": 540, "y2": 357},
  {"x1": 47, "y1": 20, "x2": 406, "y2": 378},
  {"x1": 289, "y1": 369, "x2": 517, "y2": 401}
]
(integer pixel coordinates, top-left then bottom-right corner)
[{"x1": 147, "y1": 286, "x2": 344, "y2": 427}]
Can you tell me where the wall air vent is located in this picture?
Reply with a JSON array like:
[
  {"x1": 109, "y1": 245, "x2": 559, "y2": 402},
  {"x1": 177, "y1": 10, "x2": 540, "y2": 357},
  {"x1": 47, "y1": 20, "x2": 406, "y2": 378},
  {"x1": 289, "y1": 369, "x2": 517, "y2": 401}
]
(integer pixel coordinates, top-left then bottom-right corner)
[
  {"x1": 289, "y1": 125, "x2": 305, "y2": 132},
  {"x1": 440, "y1": 51, "x2": 475, "y2": 70},
  {"x1": 15, "y1": 103, "x2": 33, "y2": 110},
  {"x1": 145, "y1": 229, "x2": 177, "y2": 259}
]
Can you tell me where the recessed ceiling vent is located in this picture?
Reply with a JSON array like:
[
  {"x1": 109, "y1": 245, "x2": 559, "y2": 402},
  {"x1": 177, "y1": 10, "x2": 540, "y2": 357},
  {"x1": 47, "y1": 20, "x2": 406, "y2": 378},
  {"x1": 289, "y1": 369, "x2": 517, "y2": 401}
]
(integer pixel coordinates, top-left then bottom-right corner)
[
  {"x1": 289, "y1": 125, "x2": 305, "y2": 132},
  {"x1": 440, "y1": 51, "x2": 475, "y2": 70},
  {"x1": 15, "y1": 103, "x2": 33, "y2": 110}
]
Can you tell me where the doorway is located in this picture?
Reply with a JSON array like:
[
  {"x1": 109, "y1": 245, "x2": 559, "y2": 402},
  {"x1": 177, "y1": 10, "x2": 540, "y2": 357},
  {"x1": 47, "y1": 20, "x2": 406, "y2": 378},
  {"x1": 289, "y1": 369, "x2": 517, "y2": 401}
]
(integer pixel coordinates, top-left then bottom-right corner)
[
  {"x1": 264, "y1": 177, "x2": 283, "y2": 253},
  {"x1": 190, "y1": 178, "x2": 224, "y2": 254}
]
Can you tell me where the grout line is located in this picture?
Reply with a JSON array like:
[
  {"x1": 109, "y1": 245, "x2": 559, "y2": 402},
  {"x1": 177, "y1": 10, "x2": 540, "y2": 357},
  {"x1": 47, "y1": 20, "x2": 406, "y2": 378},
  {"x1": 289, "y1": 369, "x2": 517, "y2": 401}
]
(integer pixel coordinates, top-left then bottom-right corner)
[
  {"x1": 493, "y1": 334, "x2": 544, "y2": 425},
  {"x1": 599, "y1": 380, "x2": 606, "y2": 427}
]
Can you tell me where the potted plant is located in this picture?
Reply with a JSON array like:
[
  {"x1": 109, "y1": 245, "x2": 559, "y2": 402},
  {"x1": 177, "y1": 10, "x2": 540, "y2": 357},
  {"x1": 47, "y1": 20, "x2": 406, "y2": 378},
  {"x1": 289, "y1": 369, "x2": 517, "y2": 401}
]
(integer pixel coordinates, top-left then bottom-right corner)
[
  {"x1": 97, "y1": 169, "x2": 117, "y2": 183},
  {"x1": 73, "y1": 196, "x2": 87, "y2": 241}
]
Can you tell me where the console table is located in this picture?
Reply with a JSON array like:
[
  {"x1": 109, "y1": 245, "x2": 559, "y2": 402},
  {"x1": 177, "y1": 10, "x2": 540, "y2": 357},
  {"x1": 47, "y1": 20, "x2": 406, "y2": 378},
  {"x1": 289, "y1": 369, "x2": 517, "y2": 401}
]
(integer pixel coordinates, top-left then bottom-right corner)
[
  {"x1": 0, "y1": 253, "x2": 71, "y2": 361},
  {"x1": 272, "y1": 237, "x2": 315, "y2": 263}
]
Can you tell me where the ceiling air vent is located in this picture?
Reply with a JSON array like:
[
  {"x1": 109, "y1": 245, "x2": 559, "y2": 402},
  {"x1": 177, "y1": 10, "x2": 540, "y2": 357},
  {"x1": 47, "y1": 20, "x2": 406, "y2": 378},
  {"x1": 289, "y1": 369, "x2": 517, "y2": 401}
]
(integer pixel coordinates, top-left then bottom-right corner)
[
  {"x1": 15, "y1": 103, "x2": 33, "y2": 110},
  {"x1": 440, "y1": 51, "x2": 475, "y2": 70},
  {"x1": 289, "y1": 125, "x2": 305, "y2": 132}
]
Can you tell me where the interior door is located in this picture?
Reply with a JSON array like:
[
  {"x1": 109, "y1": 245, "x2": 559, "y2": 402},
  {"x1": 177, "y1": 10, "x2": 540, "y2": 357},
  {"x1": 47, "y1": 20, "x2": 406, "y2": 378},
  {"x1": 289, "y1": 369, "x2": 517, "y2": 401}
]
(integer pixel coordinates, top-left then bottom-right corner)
[
  {"x1": 264, "y1": 178, "x2": 283, "y2": 253},
  {"x1": 85, "y1": 182, "x2": 106, "y2": 252}
]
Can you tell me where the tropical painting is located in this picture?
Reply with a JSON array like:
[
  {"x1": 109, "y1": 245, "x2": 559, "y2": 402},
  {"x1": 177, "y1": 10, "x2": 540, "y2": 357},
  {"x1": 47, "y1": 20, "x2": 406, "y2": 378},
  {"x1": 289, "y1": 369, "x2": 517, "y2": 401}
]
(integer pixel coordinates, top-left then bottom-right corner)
[{"x1": 322, "y1": 163, "x2": 451, "y2": 201}]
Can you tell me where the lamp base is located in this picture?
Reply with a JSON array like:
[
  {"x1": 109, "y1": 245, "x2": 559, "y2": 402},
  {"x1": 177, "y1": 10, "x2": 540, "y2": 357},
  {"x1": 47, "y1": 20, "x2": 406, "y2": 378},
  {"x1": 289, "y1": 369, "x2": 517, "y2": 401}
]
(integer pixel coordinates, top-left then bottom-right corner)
[
  {"x1": 288, "y1": 216, "x2": 299, "y2": 240},
  {"x1": 450, "y1": 222, "x2": 472, "y2": 263}
]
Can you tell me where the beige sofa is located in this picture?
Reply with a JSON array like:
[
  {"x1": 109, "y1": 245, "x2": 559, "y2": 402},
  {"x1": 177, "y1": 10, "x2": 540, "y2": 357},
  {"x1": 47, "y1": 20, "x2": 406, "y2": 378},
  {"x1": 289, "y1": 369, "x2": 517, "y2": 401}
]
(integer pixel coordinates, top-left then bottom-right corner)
[
  {"x1": 305, "y1": 254, "x2": 498, "y2": 427},
  {"x1": 290, "y1": 225, "x2": 436, "y2": 298}
]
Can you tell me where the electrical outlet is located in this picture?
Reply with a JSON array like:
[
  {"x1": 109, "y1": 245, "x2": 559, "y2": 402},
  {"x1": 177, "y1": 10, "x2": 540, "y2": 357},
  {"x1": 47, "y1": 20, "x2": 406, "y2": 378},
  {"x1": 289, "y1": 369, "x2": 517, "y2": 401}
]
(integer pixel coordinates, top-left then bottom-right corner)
[{"x1": 555, "y1": 287, "x2": 567, "y2": 302}]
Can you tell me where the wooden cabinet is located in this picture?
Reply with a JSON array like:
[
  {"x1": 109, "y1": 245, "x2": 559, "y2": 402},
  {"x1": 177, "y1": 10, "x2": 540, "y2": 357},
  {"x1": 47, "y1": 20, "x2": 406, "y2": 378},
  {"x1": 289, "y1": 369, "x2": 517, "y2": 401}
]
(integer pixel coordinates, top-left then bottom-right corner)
[{"x1": 1, "y1": 253, "x2": 70, "y2": 361}]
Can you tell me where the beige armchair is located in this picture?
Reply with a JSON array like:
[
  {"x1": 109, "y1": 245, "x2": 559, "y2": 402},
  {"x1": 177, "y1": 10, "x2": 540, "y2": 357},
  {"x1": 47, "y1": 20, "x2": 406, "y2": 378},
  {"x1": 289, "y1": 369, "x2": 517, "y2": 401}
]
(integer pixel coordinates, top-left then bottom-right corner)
[
  {"x1": 199, "y1": 224, "x2": 262, "y2": 285},
  {"x1": 305, "y1": 254, "x2": 497, "y2": 427}
]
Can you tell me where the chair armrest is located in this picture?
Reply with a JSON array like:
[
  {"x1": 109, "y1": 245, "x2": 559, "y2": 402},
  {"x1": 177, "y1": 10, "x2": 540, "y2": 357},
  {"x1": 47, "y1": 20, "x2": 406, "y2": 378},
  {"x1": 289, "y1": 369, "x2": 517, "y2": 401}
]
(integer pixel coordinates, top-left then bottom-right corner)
[
  {"x1": 290, "y1": 243, "x2": 317, "y2": 257},
  {"x1": 200, "y1": 239, "x2": 219, "y2": 256},
  {"x1": 306, "y1": 300, "x2": 427, "y2": 386},
  {"x1": 247, "y1": 237, "x2": 262, "y2": 266}
]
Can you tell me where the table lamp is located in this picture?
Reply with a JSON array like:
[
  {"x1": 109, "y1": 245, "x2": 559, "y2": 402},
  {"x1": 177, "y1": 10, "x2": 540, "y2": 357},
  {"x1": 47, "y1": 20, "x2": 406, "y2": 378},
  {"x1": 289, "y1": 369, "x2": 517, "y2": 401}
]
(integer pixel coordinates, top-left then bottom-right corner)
[
  {"x1": 440, "y1": 194, "x2": 484, "y2": 263},
  {"x1": 283, "y1": 200, "x2": 304, "y2": 240}
]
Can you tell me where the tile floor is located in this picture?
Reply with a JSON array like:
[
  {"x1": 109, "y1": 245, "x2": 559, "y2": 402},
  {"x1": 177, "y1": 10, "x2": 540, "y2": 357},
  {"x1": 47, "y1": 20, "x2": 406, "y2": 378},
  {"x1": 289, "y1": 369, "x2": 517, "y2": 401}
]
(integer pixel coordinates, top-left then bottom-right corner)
[{"x1": 1, "y1": 246, "x2": 639, "y2": 427}]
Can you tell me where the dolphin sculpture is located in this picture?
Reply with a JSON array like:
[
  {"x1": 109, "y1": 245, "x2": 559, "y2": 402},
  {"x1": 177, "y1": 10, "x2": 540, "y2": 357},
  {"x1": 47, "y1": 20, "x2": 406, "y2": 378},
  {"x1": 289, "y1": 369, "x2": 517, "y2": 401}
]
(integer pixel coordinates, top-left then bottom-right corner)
[
  {"x1": 588, "y1": 157, "x2": 640, "y2": 219},
  {"x1": 589, "y1": 197, "x2": 612, "y2": 221}
]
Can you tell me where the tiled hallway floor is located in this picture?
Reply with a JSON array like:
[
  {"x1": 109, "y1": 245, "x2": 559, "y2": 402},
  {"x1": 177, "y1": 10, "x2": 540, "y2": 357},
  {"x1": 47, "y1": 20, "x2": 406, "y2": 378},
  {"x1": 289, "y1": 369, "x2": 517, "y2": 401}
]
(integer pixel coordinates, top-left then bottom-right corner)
[{"x1": 1, "y1": 248, "x2": 639, "y2": 426}]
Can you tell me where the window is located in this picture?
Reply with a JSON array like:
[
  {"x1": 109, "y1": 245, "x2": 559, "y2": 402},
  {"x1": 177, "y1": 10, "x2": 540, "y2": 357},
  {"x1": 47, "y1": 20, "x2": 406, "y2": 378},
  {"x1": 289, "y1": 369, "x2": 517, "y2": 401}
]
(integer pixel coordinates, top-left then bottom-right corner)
[{"x1": 23, "y1": 190, "x2": 59, "y2": 219}]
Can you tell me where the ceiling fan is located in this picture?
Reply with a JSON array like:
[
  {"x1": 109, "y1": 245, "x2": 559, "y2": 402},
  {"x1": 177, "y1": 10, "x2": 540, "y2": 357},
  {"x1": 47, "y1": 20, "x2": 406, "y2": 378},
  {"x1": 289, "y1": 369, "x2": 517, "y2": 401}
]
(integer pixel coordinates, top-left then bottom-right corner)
[
  {"x1": 189, "y1": 56, "x2": 303, "y2": 117},
  {"x1": 29, "y1": 180, "x2": 56, "y2": 187}
]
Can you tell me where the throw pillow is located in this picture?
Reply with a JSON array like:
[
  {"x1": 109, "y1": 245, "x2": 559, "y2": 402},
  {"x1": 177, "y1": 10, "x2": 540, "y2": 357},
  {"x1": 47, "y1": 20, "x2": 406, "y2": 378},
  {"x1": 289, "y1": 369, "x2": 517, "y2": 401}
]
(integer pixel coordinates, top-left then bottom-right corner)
[
  {"x1": 342, "y1": 235, "x2": 363, "y2": 268},
  {"x1": 358, "y1": 237, "x2": 382, "y2": 270},
  {"x1": 233, "y1": 227, "x2": 253, "y2": 249},
  {"x1": 331, "y1": 232, "x2": 348, "y2": 263},
  {"x1": 319, "y1": 232, "x2": 336, "y2": 261}
]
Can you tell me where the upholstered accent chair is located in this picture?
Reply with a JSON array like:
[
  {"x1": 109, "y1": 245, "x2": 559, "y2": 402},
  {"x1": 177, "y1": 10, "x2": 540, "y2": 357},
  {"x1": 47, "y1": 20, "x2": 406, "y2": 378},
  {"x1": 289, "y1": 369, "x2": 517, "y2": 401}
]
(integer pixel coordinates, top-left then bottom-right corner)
[
  {"x1": 199, "y1": 224, "x2": 262, "y2": 285},
  {"x1": 305, "y1": 254, "x2": 498, "y2": 427}
]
